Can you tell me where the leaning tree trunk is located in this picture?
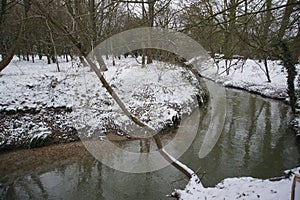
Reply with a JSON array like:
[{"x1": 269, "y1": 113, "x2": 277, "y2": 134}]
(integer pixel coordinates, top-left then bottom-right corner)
[
  {"x1": 85, "y1": 54, "x2": 194, "y2": 179},
  {"x1": 31, "y1": 0, "x2": 196, "y2": 179}
]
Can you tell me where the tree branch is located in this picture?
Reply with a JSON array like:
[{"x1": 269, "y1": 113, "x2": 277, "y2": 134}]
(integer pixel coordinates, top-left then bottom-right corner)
[{"x1": 31, "y1": 0, "x2": 196, "y2": 179}]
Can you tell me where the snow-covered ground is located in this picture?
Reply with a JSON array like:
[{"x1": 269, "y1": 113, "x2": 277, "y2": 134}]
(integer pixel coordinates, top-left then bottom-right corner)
[
  {"x1": 1, "y1": 56, "x2": 299, "y2": 199},
  {"x1": 200, "y1": 57, "x2": 300, "y2": 100},
  {"x1": 174, "y1": 56, "x2": 300, "y2": 199},
  {"x1": 174, "y1": 167, "x2": 300, "y2": 200},
  {"x1": 198, "y1": 57, "x2": 300, "y2": 135},
  {"x1": 0, "y1": 56, "x2": 200, "y2": 149}
]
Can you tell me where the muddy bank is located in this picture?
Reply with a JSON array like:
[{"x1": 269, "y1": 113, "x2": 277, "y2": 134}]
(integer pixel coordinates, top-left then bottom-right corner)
[
  {"x1": 0, "y1": 142, "x2": 90, "y2": 178},
  {"x1": 0, "y1": 107, "x2": 79, "y2": 151},
  {"x1": 0, "y1": 105, "x2": 184, "y2": 152}
]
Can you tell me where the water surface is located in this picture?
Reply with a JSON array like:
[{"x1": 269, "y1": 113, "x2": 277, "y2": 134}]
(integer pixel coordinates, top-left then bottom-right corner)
[{"x1": 0, "y1": 87, "x2": 299, "y2": 199}]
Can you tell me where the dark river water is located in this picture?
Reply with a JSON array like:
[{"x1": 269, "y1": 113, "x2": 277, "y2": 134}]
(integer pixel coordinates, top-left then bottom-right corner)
[{"x1": 0, "y1": 87, "x2": 299, "y2": 200}]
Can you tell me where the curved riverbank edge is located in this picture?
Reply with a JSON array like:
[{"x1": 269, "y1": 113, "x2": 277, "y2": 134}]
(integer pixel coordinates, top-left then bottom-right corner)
[
  {"x1": 0, "y1": 94, "x2": 205, "y2": 152},
  {"x1": 0, "y1": 57, "x2": 208, "y2": 152},
  {"x1": 201, "y1": 75, "x2": 300, "y2": 136}
]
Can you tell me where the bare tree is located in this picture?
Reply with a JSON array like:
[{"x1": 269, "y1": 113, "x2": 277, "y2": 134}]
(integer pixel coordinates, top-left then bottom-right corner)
[{"x1": 30, "y1": 0, "x2": 196, "y2": 179}]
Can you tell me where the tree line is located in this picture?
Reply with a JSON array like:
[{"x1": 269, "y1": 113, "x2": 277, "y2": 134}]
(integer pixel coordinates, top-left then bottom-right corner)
[
  {"x1": 0, "y1": 0, "x2": 299, "y2": 112},
  {"x1": 0, "y1": 0, "x2": 299, "y2": 67}
]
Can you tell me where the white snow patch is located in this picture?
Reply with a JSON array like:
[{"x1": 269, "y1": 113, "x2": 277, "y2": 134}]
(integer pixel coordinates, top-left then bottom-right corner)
[
  {"x1": 199, "y1": 57, "x2": 300, "y2": 100},
  {"x1": 175, "y1": 167, "x2": 300, "y2": 200},
  {"x1": 0, "y1": 56, "x2": 200, "y2": 142}
]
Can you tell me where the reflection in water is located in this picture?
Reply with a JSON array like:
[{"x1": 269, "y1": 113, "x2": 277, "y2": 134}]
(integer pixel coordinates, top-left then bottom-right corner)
[
  {"x1": 1, "y1": 87, "x2": 300, "y2": 199},
  {"x1": 0, "y1": 158, "x2": 184, "y2": 200},
  {"x1": 182, "y1": 88, "x2": 300, "y2": 187}
]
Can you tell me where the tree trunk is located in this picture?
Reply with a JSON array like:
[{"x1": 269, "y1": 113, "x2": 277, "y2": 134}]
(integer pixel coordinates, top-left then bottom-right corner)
[
  {"x1": 142, "y1": 49, "x2": 146, "y2": 66},
  {"x1": 291, "y1": 27, "x2": 300, "y2": 63},
  {"x1": 223, "y1": 0, "x2": 237, "y2": 75},
  {"x1": 262, "y1": 0, "x2": 272, "y2": 82},
  {"x1": 278, "y1": 0, "x2": 296, "y2": 40},
  {"x1": 275, "y1": 0, "x2": 298, "y2": 113},
  {"x1": 89, "y1": 0, "x2": 97, "y2": 45},
  {"x1": 0, "y1": 24, "x2": 24, "y2": 72},
  {"x1": 0, "y1": 0, "x2": 31, "y2": 72},
  {"x1": 223, "y1": 0, "x2": 237, "y2": 60},
  {"x1": 0, "y1": 0, "x2": 7, "y2": 27},
  {"x1": 46, "y1": 19, "x2": 60, "y2": 72},
  {"x1": 26, "y1": 52, "x2": 29, "y2": 61},
  {"x1": 263, "y1": 57, "x2": 271, "y2": 82},
  {"x1": 276, "y1": 40, "x2": 297, "y2": 113},
  {"x1": 146, "y1": 0, "x2": 155, "y2": 64},
  {"x1": 31, "y1": 0, "x2": 196, "y2": 179}
]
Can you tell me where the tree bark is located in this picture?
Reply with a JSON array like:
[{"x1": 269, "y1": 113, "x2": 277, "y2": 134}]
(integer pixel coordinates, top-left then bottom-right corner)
[
  {"x1": 278, "y1": 0, "x2": 296, "y2": 40},
  {"x1": 31, "y1": 0, "x2": 196, "y2": 179},
  {"x1": 0, "y1": 0, "x2": 7, "y2": 27},
  {"x1": 0, "y1": 23, "x2": 24, "y2": 72},
  {"x1": 262, "y1": 0, "x2": 272, "y2": 82},
  {"x1": 291, "y1": 26, "x2": 300, "y2": 62},
  {"x1": 146, "y1": 0, "x2": 155, "y2": 64},
  {"x1": 263, "y1": 57, "x2": 271, "y2": 82},
  {"x1": 275, "y1": 40, "x2": 297, "y2": 113},
  {"x1": 46, "y1": 19, "x2": 60, "y2": 72}
]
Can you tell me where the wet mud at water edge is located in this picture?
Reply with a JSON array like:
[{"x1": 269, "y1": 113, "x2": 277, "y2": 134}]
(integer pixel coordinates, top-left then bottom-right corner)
[{"x1": 0, "y1": 142, "x2": 89, "y2": 178}]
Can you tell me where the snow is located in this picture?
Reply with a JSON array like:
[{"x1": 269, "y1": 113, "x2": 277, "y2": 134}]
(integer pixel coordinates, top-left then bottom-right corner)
[
  {"x1": 0, "y1": 56, "x2": 200, "y2": 147},
  {"x1": 173, "y1": 56, "x2": 300, "y2": 199},
  {"x1": 174, "y1": 167, "x2": 300, "y2": 200},
  {"x1": 29, "y1": 127, "x2": 51, "y2": 145},
  {"x1": 1, "y1": 55, "x2": 299, "y2": 199},
  {"x1": 199, "y1": 57, "x2": 300, "y2": 100},
  {"x1": 197, "y1": 56, "x2": 300, "y2": 136}
]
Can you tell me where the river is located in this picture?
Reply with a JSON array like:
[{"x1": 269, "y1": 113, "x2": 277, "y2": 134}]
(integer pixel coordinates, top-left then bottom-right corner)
[{"x1": 0, "y1": 87, "x2": 299, "y2": 200}]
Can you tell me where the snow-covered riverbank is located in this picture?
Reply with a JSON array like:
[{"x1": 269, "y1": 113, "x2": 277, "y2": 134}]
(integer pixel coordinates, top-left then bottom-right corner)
[
  {"x1": 199, "y1": 57, "x2": 300, "y2": 136},
  {"x1": 1, "y1": 56, "x2": 299, "y2": 199},
  {"x1": 174, "y1": 57, "x2": 300, "y2": 200},
  {"x1": 173, "y1": 167, "x2": 300, "y2": 200},
  {"x1": 0, "y1": 56, "x2": 201, "y2": 149}
]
